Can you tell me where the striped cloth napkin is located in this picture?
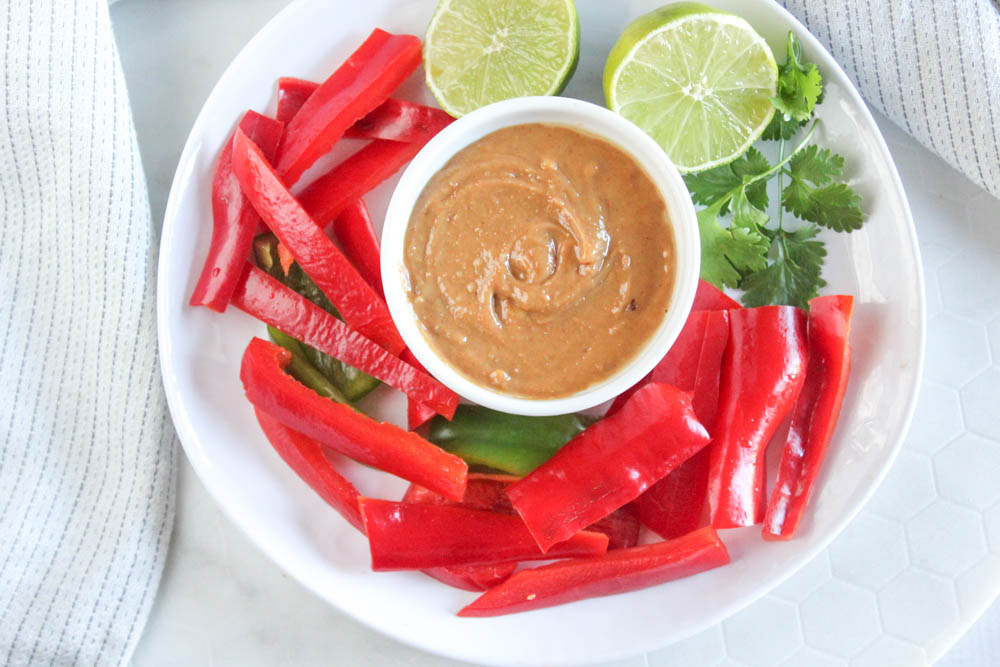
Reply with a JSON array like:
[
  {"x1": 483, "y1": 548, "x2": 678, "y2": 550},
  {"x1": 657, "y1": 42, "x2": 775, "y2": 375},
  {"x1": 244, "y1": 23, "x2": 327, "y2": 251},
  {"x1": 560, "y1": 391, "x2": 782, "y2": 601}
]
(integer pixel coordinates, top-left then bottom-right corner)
[
  {"x1": 0, "y1": 1, "x2": 175, "y2": 665},
  {"x1": 0, "y1": 1, "x2": 996, "y2": 667}
]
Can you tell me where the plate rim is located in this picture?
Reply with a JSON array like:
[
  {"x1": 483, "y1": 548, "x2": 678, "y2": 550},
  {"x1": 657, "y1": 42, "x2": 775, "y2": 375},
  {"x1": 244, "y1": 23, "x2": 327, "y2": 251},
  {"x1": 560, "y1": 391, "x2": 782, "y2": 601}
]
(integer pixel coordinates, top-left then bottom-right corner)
[{"x1": 156, "y1": 0, "x2": 927, "y2": 663}]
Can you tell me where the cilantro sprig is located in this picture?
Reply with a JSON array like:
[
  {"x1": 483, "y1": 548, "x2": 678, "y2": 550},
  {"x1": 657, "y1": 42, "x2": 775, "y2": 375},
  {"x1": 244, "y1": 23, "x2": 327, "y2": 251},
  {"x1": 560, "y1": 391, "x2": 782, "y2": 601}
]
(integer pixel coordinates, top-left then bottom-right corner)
[{"x1": 684, "y1": 31, "x2": 864, "y2": 310}]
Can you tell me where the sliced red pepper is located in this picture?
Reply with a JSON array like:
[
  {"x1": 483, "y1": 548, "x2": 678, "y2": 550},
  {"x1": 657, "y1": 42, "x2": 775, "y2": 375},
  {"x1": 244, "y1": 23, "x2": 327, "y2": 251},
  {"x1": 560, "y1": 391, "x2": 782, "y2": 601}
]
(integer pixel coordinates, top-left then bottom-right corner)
[
  {"x1": 231, "y1": 128, "x2": 405, "y2": 354},
  {"x1": 240, "y1": 337, "x2": 467, "y2": 501},
  {"x1": 345, "y1": 98, "x2": 455, "y2": 142},
  {"x1": 254, "y1": 407, "x2": 365, "y2": 532},
  {"x1": 275, "y1": 77, "x2": 318, "y2": 123},
  {"x1": 708, "y1": 305, "x2": 809, "y2": 529},
  {"x1": 399, "y1": 349, "x2": 438, "y2": 430},
  {"x1": 635, "y1": 310, "x2": 730, "y2": 540},
  {"x1": 402, "y1": 474, "x2": 521, "y2": 591},
  {"x1": 506, "y1": 383, "x2": 711, "y2": 552},
  {"x1": 190, "y1": 111, "x2": 284, "y2": 312},
  {"x1": 405, "y1": 474, "x2": 639, "y2": 549},
  {"x1": 359, "y1": 498, "x2": 608, "y2": 571},
  {"x1": 276, "y1": 74, "x2": 453, "y2": 144},
  {"x1": 693, "y1": 279, "x2": 742, "y2": 311},
  {"x1": 274, "y1": 29, "x2": 422, "y2": 185},
  {"x1": 232, "y1": 264, "x2": 458, "y2": 418},
  {"x1": 458, "y1": 527, "x2": 730, "y2": 617},
  {"x1": 763, "y1": 295, "x2": 854, "y2": 540},
  {"x1": 422, "y1": 562, "x2": 519, "y2": 592},
  {"x1": 298, "y1": 117, "x2": 453, "y2": 226},
  {"x1": 331, "y1": 199, "x2": 384, "y2": 298}
]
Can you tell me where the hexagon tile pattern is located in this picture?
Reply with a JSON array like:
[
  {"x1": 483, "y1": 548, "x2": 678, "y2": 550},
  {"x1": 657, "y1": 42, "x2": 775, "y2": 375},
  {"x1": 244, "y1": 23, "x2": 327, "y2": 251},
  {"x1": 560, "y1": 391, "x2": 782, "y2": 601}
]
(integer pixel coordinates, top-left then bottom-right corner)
[{"x1": 645, "y1": 118, "x2": 1000, "y2": 667}]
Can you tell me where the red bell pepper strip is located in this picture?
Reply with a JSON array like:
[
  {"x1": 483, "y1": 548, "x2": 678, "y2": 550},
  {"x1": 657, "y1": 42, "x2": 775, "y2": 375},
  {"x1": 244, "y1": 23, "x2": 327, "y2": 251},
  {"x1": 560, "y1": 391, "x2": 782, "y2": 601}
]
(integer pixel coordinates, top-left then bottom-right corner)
[
  {"x1": 399, "y1": 349, "x2": 438, "y2": 430},
  {"x1": 344, "y1": 98, "x2": 455, "y2": 142},
  {"x1": 359, "y1": 498, "x2": 608, "y2": 571},
  {"x1": 331, "y1": 199, "x2": 384, "y2": 298},
  {"x1": 275, "y1": 241, "x2": 295, "y2": 276},
  {"x1": 458, "y1": 527, "x2": 730, "y2": 617},
  {"x1": 231, "y1": 128, "x2": 405, "y2": 354},
  {"x1": 189, "y1": 111, "x2": 284, "y2": 312},
  {"x1": 423, "y1": 562, "x2": 518, "y2": 592},
  {"x1": 763, "y1": 295, "x2": 854, "y2": 540},
  {"x1": 635, "y1": 310, "x2": 730, "y2": 540},
  {"x1": 232, "y1": 264, "x2": 458, "y2": 418},
  {"x1": 298, "y1": 121, "x2": 453, "y2": 226},
  {"x1": 402, "y1": 475, "x2": 520, "y2": 591},
  {"x1": 240, "y1": 338, "x2": 467, "y2": 501},
  {"x1": 275, "y1": 77, "x2": 317, "y2": 123},
  {"x1": 708, "y1": 305, "x2": 809, "y2": 529},
  {"x1": 405, "y1": 473, "x2": 640, "y2": 550},
  {"x1": 274, "y1": 29, "x2": 422, "y2": 185},
  {"x1": 507, "y1": 383, "x2": 711, "y2": 552},
  {"x1": 275, "y1": 74, "x2": 452, "y2": 143},
  {"x1": 254, "y1": 407, "x2": 365, "y2": 532},
  {"x1": 693, "y1": 279, "x2": 742, "y2": 311}
]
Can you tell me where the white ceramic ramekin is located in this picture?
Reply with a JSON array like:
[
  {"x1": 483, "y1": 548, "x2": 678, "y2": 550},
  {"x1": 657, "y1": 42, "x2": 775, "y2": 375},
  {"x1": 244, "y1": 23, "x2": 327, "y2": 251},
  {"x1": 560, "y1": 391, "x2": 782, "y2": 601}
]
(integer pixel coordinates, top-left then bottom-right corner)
[{"x1": 381, "y1": 96, "x2": 700, "y2": 416}]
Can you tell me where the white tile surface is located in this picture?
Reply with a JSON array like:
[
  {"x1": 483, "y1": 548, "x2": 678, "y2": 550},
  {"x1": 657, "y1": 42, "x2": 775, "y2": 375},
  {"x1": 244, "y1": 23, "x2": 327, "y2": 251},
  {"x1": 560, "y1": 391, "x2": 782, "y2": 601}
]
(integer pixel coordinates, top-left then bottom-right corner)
[{"x1": 110, "y1": 1, "x2": 1000, "y2": 665}]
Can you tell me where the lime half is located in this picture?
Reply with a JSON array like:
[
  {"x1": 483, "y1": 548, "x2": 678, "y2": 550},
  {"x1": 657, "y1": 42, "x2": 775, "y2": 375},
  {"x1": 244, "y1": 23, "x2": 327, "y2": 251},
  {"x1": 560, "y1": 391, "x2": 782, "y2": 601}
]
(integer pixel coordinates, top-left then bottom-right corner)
[
  {"x1": 604, "y1": 3, "x2": 777, "y2": 172},
  {"x1": 424, "y1": 0, "x2": 580, "y2": 117}
]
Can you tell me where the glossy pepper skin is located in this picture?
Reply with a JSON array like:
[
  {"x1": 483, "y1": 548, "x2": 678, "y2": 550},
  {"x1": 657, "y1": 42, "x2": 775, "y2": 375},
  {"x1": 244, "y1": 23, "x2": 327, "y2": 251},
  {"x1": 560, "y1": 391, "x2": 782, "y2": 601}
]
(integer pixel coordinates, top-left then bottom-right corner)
[
  {"x1": 406, "y1": 474, "x2": 640, "y2": 550},
  {"x1": 402, "y1": 475, "x2": 521, "y2": 592},
  {"x1": 275, "y1": 77, "x2": 317, "y2": 123},
  {"x1": 636, "y1": 310, "x2": 731, "y2": 540},
  {"x1": 400, "y1": 349, "x2": 437, "y2": 431},
  {"x1": 274, "y1": 28, "x2": 422, "y2": 185},
  {"x1": 507, "y1": 383, "x2": 711, "y2": 553},
  {"x1": 358, "y1": 498, "x2": 608, "y2": 571},
  {"x1": 708, "y1": 305, "x2": 809, "y2": 529},
  {"x1": 254, "y1": 408, "x2": 364, "y2": 532},
  {"x1": 458, "y1": 527, "x2": 730, "y2": 617},
  {"x1": 763, "y1": 295, "x2": 854, "y2": 540},
  {"x1": 232, "y1": 264, "x2": 458, "y2": 418},
  {"x1": 331, "y1": 199, "x2": 384, "y2": 299},
  {"x1": 299, "y1": 126, "x2": 452, "y2": 226},
  {"x1": 427, "y1": 405, "x2": 594, "y2": 477},
  {"x1": 692, "y1": 279, "x2": 742, "y2": 311},
  {"x1": 422, "y1": 562, "x2": 518, "y2": 592},
  {"x1": 231, "y1": 128, "x2": 405, "y2": 354},
  {"x1": 275, "y1": 75, "x2": 454, "y2": 143},
  {"x1": 190, "y1": 111, "x2": 284, "y2": 312},
  {"x1": 240, "y1": 338, "x2": 467, "y2": 501}
]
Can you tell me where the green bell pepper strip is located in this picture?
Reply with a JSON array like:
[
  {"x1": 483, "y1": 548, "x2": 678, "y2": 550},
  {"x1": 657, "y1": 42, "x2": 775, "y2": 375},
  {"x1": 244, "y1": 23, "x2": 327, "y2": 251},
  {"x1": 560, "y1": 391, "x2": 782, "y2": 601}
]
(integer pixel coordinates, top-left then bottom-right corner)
[
  {"x1": 266, "y1": 326, "x2": 348, "y2": 404},
  {"x1": 426, "y1": 406, "x2": 596, "y2": 477}
]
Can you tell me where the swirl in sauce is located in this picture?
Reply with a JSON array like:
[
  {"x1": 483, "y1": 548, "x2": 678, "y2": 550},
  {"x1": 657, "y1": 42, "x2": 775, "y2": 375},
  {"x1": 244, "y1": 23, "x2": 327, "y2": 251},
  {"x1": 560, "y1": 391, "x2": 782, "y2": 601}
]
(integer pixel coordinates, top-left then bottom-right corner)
[{"x1": 404, "y1": 123, "x2": 674, "y2": 398}]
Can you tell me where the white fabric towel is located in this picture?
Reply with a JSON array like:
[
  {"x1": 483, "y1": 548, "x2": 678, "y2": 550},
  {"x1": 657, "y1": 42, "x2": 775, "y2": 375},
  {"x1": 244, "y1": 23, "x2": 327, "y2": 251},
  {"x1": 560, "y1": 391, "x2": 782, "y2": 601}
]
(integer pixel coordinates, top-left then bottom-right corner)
[
  {"x1": 0, "y1": 1, "x2": 175, "y2": 666},
  {"x1": 781, "y1": 0, "x2": 1000, "y2": 199}
]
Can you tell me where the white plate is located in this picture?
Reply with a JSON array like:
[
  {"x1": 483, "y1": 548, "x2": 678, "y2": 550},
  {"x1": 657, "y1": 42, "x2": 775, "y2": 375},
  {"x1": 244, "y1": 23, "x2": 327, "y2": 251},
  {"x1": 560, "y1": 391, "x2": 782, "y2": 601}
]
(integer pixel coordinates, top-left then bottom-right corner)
[{"x1": 156, "y1": 1, "x2": 925, "y2": 664}]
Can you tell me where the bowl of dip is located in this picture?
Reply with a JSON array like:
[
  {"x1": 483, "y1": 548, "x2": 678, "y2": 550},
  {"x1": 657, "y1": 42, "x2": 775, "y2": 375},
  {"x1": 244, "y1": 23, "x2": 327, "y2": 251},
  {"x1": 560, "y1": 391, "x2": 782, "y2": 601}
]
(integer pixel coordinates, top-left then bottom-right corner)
[{"x1": 381, "y1": 96, "x2": 699, "y2": 416}]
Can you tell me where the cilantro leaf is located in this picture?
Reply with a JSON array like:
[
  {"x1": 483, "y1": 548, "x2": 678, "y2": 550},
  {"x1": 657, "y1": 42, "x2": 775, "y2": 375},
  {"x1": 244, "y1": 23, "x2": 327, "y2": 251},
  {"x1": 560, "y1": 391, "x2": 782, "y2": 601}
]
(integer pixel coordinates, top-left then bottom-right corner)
[
  {"x1": 698, "y1": 205, "x2": 770, "y2": 289},
  {"x1": 793, "y1": 183, "x2": 864, "y2": 231},
  {"x1": 740, "y1": 225, "x2": 827, "y2": 309},
  {"x1": 772, "y1": 32, "x2": 823, "y2": 122},
  {"x1": 730, "y1": 187, "x2": 769, "y2": 231},
  {"x1": 761, "y1": 32, "x2": 823, "y2": 141},
  {"x1": 787, "y1": 144, "x2": 843, "y2": 184},
  {"x1": 783, "y1": 145, "x2": 863, "y2": 231},
  {"x1": 684, "y1": 167, "x2": 741, "y2": 208},
  {"x1": 684, "y1": 147, "x2": 771, "y2": 213},
  {"x1": 731, "y1": 147, "x2": 771, "y2": 210}
]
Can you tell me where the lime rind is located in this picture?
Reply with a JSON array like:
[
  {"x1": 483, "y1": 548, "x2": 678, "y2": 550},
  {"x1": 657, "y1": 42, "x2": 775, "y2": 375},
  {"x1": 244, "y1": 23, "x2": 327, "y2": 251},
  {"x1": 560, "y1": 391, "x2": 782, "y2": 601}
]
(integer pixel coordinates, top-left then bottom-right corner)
[
  {"x1": 605, "y1": 7, "x2": 777, "y2": 173},
  {"x1": 424, "y1": 0, "x2": 580, "y2": 117}
]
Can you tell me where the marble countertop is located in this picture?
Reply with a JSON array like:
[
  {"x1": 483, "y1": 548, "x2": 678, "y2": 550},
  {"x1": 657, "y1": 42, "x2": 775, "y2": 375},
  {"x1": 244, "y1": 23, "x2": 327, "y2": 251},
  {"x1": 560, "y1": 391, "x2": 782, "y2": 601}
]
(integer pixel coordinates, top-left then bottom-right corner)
[{"x1": 111, "y1": 1, "x2": 1000, "y2": 664}]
